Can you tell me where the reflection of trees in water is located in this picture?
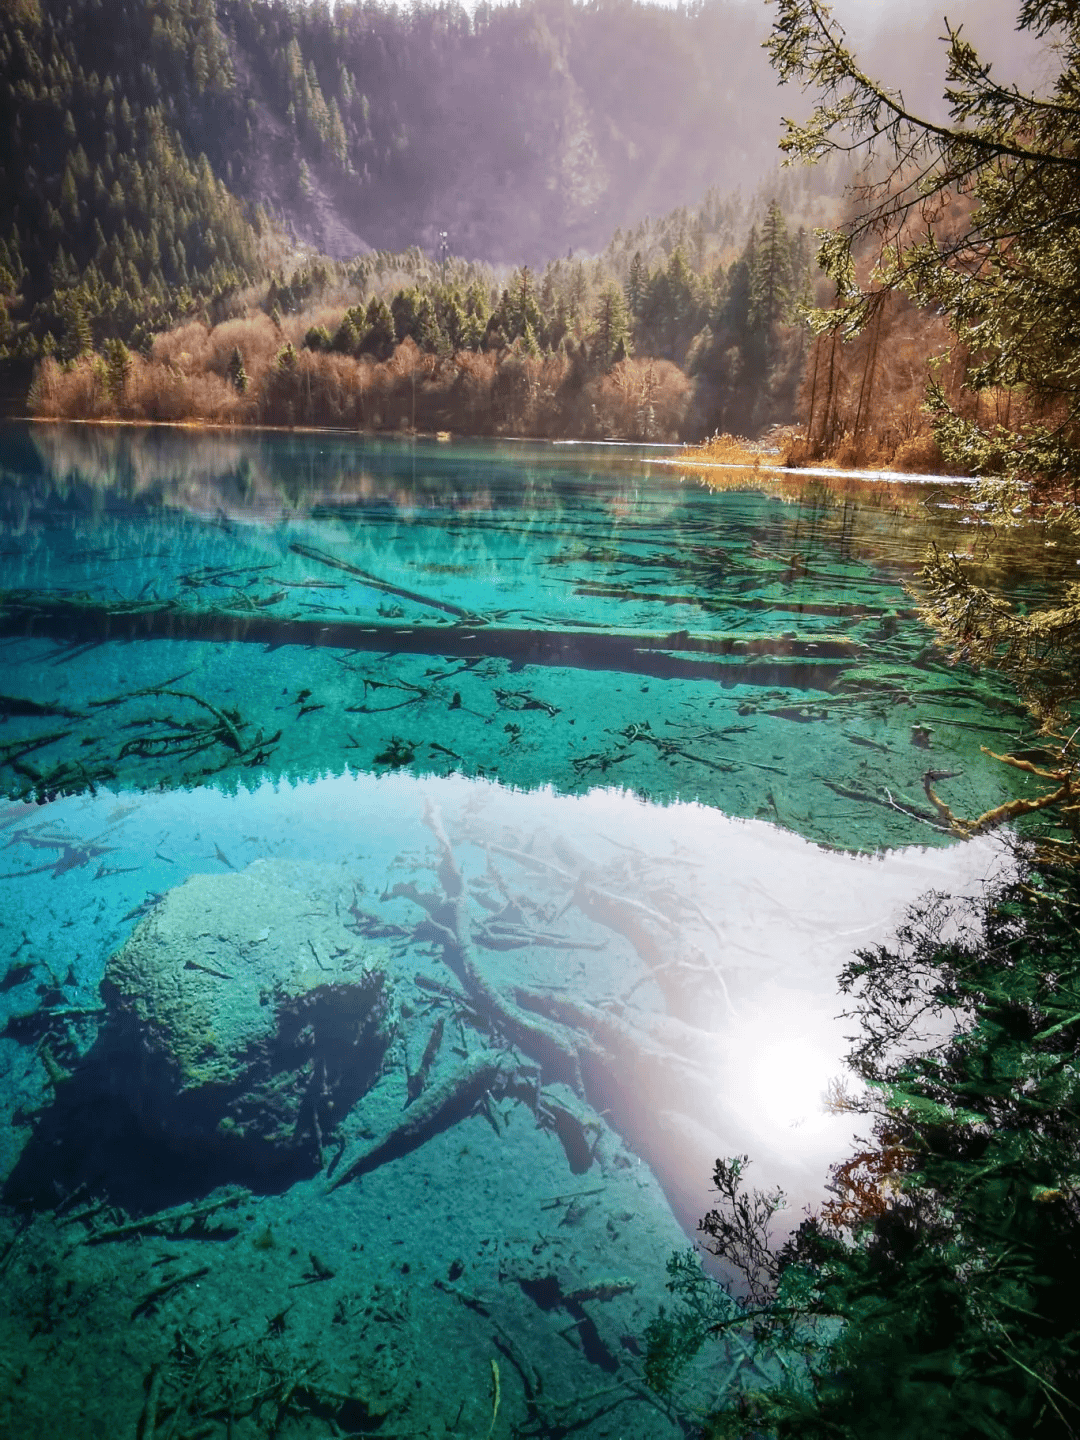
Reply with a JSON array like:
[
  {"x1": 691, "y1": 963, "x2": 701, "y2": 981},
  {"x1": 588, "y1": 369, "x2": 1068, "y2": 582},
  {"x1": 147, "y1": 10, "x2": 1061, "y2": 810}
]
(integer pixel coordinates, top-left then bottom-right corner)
[
  {"x1": 0, "y1": 429, "x2": 1052, "y2": 849},
  {"x1": 21, "y1": 425, "x2": 432, "y2": 519}
]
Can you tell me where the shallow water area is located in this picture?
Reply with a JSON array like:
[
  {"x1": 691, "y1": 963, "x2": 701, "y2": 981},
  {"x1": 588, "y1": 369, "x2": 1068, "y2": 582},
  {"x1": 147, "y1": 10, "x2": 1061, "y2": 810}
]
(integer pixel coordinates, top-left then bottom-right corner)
[{"x1": 0, "y1": 426, "x2": 1036, "y2": 1435}]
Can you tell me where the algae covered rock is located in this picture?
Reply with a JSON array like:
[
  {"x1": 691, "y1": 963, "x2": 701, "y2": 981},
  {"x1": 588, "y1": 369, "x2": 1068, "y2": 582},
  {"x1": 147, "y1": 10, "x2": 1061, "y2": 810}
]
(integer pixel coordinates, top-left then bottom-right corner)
[{"x1": 98, "y1": 858, "x2": 400, "y2": 1170}]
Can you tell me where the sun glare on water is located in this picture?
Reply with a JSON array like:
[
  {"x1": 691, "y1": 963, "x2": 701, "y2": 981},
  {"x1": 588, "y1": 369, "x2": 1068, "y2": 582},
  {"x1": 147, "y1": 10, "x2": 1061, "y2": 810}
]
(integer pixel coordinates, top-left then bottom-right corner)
[
  {"x1": 719, "y1": 1007, "x2": 860, "y2": 1155},
  {"x1": 750, "y1": 1035, "x2": 844, "y2": 1132}
]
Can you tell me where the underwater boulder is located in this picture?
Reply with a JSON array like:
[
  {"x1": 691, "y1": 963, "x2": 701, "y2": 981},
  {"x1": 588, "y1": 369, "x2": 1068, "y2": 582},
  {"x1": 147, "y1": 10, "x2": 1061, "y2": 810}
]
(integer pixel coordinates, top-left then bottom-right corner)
[
  {"x1": 99, "y1": 858, "x2": 399, "y2": 1161},
  {"x1": 5, "y1": 860, "x2": 401, "y2": 1209}
]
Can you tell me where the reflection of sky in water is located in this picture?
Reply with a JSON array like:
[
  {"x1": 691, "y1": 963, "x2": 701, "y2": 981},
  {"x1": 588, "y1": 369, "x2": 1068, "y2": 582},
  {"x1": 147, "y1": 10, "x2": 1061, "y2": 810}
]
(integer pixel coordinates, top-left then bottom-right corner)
[{"x1": 0, "y1": 771, "x2": 1006, "y2": 1231}]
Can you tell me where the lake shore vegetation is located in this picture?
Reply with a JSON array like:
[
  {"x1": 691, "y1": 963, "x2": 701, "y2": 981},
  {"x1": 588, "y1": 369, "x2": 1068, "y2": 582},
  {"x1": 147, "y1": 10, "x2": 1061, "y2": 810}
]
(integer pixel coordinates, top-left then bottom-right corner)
[
  {"x1": 23, "y1": 188, "x2": 966, "y2": 458},
  {"x1": 2, "y1": 0, "x2": 1033, "y2": 461},
  {"x1": 23, "y1": 210, "x2": 816, "y2": 441},
  {"x1": 17, "y1": 183, "x2": 985, "y2": 459}
]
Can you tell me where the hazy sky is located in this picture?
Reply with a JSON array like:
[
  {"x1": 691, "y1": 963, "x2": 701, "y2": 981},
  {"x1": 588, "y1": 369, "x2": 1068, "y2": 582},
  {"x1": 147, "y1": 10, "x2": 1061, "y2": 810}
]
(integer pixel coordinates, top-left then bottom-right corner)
[
  {"x1": 821, "y1": 0, "x2": 1015, "y2": 30},
  {"x1": 825, "y1": 0, "x2": 1033, "y2": 64},
  {"x1": 837, "y1": 0, "x2": 1048, "y2": 111},
  {"x1": 736, "y1": 0, "x2": 1049, "y2": 122},
  {"x1": 666, "y1": 0, "x2": 1042, "y2": 91}
]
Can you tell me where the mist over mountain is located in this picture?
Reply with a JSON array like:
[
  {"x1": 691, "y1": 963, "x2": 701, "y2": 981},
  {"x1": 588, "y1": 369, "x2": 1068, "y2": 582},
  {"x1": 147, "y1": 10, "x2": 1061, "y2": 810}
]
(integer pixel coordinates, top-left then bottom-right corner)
[
  {"x1": 208, "y1": 0, "x2": 791, "y2": 263},
  {"x1": 1, "y1": 0, "x2": 790, "y2": 274},
  {"x1": 829, "y1": 0, "x2": 1044, "y2": 124},
  {"x1": 0, "y1": 0, "x2": 1037, "y2": 431},
  {"x1": 1, "y1": 0, "x2": 1033, "y2": 309}
]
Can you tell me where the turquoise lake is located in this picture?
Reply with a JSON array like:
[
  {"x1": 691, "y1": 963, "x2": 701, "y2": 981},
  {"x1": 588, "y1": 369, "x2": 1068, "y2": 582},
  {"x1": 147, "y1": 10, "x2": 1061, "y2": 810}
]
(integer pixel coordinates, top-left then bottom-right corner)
[{"x1": 0, "y1": 425, "x2": 1035, "y2": 1435}]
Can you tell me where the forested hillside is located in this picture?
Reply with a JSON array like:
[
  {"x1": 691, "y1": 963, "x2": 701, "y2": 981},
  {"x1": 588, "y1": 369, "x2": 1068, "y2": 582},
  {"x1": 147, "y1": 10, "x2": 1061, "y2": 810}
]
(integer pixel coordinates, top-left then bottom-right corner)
[
  {"x1": 0, "y1": 0, "x2": 268, "y2": 370},
  {"x1": 30, "y1": 185, "x2": 830, "y2": 440},
  {"x1": 2, "y1": 0, "x2": 983, "y2": 449},
  {"x1": 0, "y1": 0, "x2": 797, "y2": 366},
  {"x1": 217, "y1": 0, "x2": 780, "y2": 261}
]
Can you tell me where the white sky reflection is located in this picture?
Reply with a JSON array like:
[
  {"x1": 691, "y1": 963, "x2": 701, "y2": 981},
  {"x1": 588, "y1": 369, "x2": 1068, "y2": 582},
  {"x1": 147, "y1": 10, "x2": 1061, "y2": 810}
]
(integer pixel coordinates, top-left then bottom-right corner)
[
  {"x1": 0, "y1": 770, "x2": 1010, "y2": 1241},
  {"x1": 308, "y1": 771, "x2": 1007, "y2": 1233}
]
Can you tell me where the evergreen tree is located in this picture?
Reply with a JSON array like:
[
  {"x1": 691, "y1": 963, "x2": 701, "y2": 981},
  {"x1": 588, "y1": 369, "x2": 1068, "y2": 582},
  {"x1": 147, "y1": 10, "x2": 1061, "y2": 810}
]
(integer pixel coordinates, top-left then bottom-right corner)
[
  {"x1": 639, "y1": 247, "x2": 701, "y2": 361},
  {"x1": 592, "y1": 283, "x2": 632, "y2": 370},
  {"x1": 520, "y1": 318, "x2": 541, "y2": 358},
  {"x1": 330, "y1": 312, "x2": 361, "y2": 354},
  {"x1": 751, "y1": 200, "x2": 793, "y2": 338},
  {"x1": 488, "y1": 267, "x2": 545, "y2": 349},
  {"x1": 390, "y1": 288, "x2": 438, "y2": 350},
  {"x1": 768, "y1": 0, "x2": 1080, "y2": 744},
  {"x1": 57, "y1": 290, "x2": 91, "y2": 361},
  {"x1": 226, "y1": 344, "x2": 248, "y2": 393},
  {"x1": 626, "y1": 249, "x2": 647, "y2": 317},
  {"x1": 103, "y1": 335, "x2": 131, "y2": 400},
  {"x1": 60, "y1": 163, "x2": 78, "y2": 221},
  {"x1": 362, "y1": 295, "x2": 395, "y2": 358}
]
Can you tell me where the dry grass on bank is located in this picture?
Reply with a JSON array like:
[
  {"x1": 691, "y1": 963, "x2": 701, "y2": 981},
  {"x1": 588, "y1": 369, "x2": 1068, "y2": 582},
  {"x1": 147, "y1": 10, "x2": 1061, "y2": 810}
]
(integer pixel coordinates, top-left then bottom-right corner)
[
  {"x1": 679, "y1": 426, "x2": 951, "y2": 478},
  {"x1": 28, "y1": 315, "x2": 693, "y2": 442},
  {"x1": 780, "y1": 428, "x2": 949, "y2": 475},
  {"x1": 676, "y1": 430, "x2": 938, "y2": 513},
  {"x1": 678, "y1": 432, "x2": 767, "y2": 468}
]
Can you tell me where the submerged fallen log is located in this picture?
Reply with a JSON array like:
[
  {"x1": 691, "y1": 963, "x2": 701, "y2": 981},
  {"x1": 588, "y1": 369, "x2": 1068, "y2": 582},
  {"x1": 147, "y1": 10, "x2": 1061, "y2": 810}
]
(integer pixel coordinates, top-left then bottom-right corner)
[
  {"x1": 288, "y1": 541, "x2": 476, "y2": 621},
  {"x1": 0, "y1": 593, "x2": 852, "y2": 690},
  {"x1": 389, "y1": 806, "x2": 591, "y2": 1088},
  {"x1": 327, "y1": 1049, "x2": 510, "y2": 1191},
  {"x1": 84, "y1": 1188, "x2": 250, "y2": 1244}
]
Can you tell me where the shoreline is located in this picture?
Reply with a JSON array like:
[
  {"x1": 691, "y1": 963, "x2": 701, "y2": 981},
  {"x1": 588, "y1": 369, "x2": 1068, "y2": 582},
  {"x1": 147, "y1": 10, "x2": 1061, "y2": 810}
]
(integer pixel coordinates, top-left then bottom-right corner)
[
  {"x1": 14, "y1": 415, "x2": 678, "y2": 446},
  {"x1": 661, "y1": 456, "x2": 978, "y2": 485},
  {"x1": 9, "y1": 416, "x2": 968, "y2": 481}
]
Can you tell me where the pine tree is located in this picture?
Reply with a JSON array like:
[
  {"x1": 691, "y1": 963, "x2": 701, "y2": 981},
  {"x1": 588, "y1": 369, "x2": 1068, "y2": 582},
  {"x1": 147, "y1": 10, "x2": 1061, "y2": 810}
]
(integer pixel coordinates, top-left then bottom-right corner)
[
  {"x1": 592, "y1": 284, "x2": 632, "y2": 370},
  {"x1": 58, "y1": 291, "x2": 91, "y2": 361},
  {"x1": 750, "y1": 201, "x2": 792, "y2": 338},
  {"x1": 226, "y1": 344, "x2": 248, "y2": 392},
  {"x1": 498, "y1": 267, "x2": 544, "y2": 346},
  {"x1": 331, "y1": 312, "x2": 360, "y2": 354},
  {"x1": 362, "y1": 295, "x2": 395, "y2": 357},
  {"x1": 60, "y1": 164, "x2": 78, "y2": 220},
  {"x1": 626, "y1": 250, "x2": 647, "y2": 318},
  {"x1": 103, "y1": 335, "x2": 131, "y2": 400},
  {"x1": 521, "y1": 318, "x2": 540, "y2": 358}
]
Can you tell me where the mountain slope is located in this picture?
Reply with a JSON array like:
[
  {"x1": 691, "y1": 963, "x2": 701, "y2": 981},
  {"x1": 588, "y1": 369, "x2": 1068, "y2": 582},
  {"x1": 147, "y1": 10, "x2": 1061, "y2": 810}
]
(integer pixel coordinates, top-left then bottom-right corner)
[{"x1": 225, "y1": 0, "x2": 778, "y2": 262}]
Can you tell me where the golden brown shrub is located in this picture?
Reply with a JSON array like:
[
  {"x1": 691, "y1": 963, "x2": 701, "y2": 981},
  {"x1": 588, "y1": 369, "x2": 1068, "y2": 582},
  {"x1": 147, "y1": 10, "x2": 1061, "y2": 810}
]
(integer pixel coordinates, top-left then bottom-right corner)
[
  {"x1": 891, "y1": 432, "x2": 947, "y2": 473},
  {"x1": 150, "y1": 321, "x2": 215, "y2": 374},
  {"x1": 590, "y1": 358, "x2": 691, "y2": 441},
  {"x1": 204, "y1": 314, "x2": 281, "y2": 384},
  {"x1": 679, "y1": 431, "x2": 762, "y2": 467},
  {"x1": 127, "y1": 354, "x2": 245, "y2": 424},
  {"x1": 27, "y1": 356, "x2": 74, "y2": 418},
  {"x1": 30, "y1": 309, "x2": 696, "y2": 442}
]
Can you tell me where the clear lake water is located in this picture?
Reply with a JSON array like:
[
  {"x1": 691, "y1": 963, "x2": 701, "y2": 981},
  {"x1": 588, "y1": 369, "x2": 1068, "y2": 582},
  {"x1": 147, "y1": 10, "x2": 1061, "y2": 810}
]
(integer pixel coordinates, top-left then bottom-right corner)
[{"x1": 0, "y1": 424, "x2": 1039, "y2": 1435}]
